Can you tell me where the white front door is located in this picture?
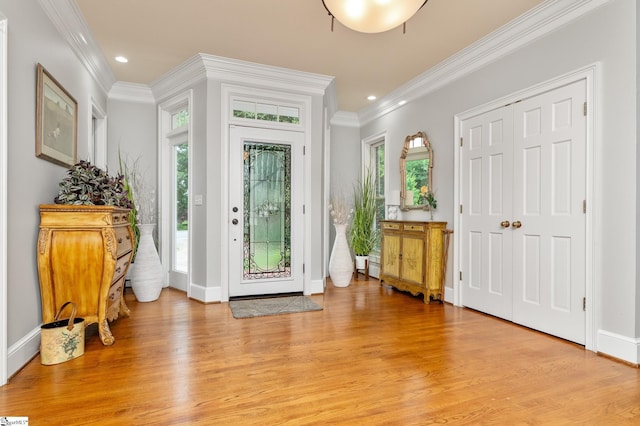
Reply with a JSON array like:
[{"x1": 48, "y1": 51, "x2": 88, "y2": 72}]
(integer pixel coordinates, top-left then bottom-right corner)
[
  {"x1": 229, "y1": 126, "x2": 304, "y2": 297},
  {"x1": 460, "y1": 79, "x2": 587, "y2": 344}
]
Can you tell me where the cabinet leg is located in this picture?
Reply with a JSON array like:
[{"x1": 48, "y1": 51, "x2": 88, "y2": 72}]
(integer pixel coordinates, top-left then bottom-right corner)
[
  {"x1": 120, "y1": 296, "x2": 131, "y2": 318},
  {"x1": 427, "y1": 293, "x2": 444, "y2": 304},
  {"x1": 98, "y1": 320, "x2": 115, "y2": 346}
]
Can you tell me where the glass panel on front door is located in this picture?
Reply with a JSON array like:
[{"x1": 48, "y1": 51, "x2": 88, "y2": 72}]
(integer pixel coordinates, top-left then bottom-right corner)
[
  {"x1": 243, "y1": 142, "x2": 291, "y2": 280},
  {"x1": 174, "y1": 143, "x2": 188, "y2": 272}
]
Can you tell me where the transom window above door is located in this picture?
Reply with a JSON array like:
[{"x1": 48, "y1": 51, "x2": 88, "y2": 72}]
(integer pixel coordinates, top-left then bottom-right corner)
[
  {"x1": 231, "y1": 98, "x2": 301, "y2": 125},
  {"x1": 171, "y1": 108, "x2": 189, "y2": 130}
]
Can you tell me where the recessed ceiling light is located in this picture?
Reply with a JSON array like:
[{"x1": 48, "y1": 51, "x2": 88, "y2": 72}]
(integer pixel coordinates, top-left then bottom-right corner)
[
  {"x1": 398, "y1": 100, "x2": 407, "y2": 106},
  {"x1": 367, "y1": 95, "x2": 377, "y2": 101},
  {"x1": 115, "y1": 56, "x2": 128, "y2": 63}
]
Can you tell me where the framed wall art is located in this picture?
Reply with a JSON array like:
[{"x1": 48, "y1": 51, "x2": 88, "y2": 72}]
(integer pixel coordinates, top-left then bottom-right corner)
[{"x1": 35, "y1": 63, "x2": 77, "y2": 167}]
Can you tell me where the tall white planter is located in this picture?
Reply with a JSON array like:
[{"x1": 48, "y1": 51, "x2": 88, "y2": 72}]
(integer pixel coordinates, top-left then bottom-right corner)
[
  {"x1": 130, "y1": 223, "x2": 164, "y2": 302},
  {"x1": 329, "y1": 224, "x2": 353, "y2": 287}
]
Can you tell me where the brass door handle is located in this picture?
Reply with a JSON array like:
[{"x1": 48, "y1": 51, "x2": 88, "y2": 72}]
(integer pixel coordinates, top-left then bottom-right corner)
[
  {"x1": 512, "y1": 220, "x2": 522, "y2": 229},
  {"x1": 500, "y1": 220, "x2": 510, "y2": 228}
]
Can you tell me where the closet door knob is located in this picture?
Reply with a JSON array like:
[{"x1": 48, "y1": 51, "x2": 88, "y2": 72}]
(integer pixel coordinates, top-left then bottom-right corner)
[
  {"x1": 512, "y1": 220, "x2": 522, "y2": 229},
  {"x1": 500, "y1": 220, "x2": 510, "y2": 228}
]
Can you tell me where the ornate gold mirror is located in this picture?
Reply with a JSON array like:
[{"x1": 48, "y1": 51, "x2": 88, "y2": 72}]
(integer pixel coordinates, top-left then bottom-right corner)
[{"x1": 400, "y1": 131, "x2": 433, "y2": 211}]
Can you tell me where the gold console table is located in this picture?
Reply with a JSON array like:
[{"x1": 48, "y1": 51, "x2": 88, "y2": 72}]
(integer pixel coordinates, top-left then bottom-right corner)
[{"x1": 379, "y1": 220, "x2": 449, "y2": 303}]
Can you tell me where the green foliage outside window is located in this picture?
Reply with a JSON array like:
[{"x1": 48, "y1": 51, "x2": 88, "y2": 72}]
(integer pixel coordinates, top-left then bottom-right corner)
[{"x1": 176, "y1": 144, "x2": 189, "y2": 229}]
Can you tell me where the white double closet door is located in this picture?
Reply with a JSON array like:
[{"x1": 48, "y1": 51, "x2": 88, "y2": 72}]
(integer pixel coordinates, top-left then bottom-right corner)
[{"x1": 460, "y1": 79, "x2": 586, "y2": 345}]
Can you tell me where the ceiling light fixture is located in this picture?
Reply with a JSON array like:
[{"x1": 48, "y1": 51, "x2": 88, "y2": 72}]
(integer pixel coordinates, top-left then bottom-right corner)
[
  {"x1": 322, "y1": 0, "x2": 428, "y2": 34},
  {"x1": 115, "y1": 56, "x2": 128, "y2": 63},
  {"x1": 367, "y1": 95, "x2": 377, "y2": 100}
]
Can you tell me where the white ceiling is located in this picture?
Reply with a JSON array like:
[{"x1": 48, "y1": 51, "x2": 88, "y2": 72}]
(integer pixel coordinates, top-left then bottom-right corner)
[{"x1": 75, "y1": 0, "x2": 544, "y2": 112}]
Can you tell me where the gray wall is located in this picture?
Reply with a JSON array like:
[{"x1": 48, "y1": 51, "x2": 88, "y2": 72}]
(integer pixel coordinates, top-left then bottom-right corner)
[
  {"x1": 328, "y1": 123, "x2": 361, "y2": 253},
  {"x1": 358, "y1": 0, "x2": 638, "y2": 348},
  {"x1": 2, "y1": 0, "x2": 107, "y2": 372},
  {"x1": 106, "y1": 98, "x2": 157, "y2": 188}
]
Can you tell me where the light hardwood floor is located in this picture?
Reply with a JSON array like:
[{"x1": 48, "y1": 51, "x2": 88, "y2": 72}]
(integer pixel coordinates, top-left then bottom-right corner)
[{"x1": 1, "y1": 280, "x2": 639, "y2": 425}]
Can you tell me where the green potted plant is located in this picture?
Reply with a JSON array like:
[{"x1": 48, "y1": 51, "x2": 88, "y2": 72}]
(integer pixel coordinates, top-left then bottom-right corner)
[
  {"x1": 54, "y1": 160, "x2": 132, "y2": 208},
  {"x1": 425, "y1": 190, "x2": 437, "y2": 220},
  {"x1": 349, "y1": 170, "x2": 379, "y2": 269},
  {"x1": 118, "y1": 151, "x2": 142, "y2": 259}
]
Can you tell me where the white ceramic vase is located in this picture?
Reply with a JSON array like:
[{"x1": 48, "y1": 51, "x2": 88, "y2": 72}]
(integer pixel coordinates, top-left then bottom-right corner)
[
  {"x1": 329, "y1": 223, "x2": 353, "y2": 287},
  {"x1": 130, "y1": 223, "x2": 164, "y2": 302}
]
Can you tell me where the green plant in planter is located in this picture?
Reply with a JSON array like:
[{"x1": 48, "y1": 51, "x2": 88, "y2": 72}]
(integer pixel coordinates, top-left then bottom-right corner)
[
  {"x1": 54, "y1": 160, "x2": 132, "y2": 208},
  {"x1": 349, "y1": 170, "x2": 379, "y2": 256},
  {"x1": 425, "y1": 191, "x2": 437, "y2": 220},
  {"x1": 118, "y1": 151, "x2": 140, "y2": 260}
]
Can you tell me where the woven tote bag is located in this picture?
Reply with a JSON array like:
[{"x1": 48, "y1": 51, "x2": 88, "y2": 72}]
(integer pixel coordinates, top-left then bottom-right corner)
[{"x1": 40, "y1": 301, "x2": 85, "y2": 365}]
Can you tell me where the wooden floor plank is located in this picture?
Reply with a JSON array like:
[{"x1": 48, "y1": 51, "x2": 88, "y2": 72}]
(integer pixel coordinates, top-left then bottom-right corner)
[{"x1": 1, "y1": 281, "x2": 638, "y2": 425}]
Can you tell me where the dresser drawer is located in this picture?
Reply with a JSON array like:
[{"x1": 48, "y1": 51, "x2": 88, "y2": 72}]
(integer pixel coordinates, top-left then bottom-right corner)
[
  {"x1": 113, "y1": 254, "x2": 131, "y2": 281},
  {"x1": 106, "y1": 276, "x2": 125, "y2": 322},
  {"x1": 382, "y1": 222, "x2": 401, "y2": 231},
  {"x1": 114, "y1": 225, "x2": 133, "y2": 257},
  {"x1": 403, "y1": 224, "x2": 425, "y2": 233}
]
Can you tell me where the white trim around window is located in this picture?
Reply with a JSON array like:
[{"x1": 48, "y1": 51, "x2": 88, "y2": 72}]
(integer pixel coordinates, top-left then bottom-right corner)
[{"x1": 361, "y1": 131, "x2": 387, "y2": 277}]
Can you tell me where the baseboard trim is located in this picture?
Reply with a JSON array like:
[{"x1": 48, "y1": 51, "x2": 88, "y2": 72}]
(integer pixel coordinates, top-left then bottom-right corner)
[
  {"x1": 444, "y1": 286, "x2": 454, "y2": 304},
  {"x1": 8, "y1": 326, "x2": 40, "y2": 379},
  {"x1": 597, "y1": 329, "x2": 640, "y2": 365},
  {"x1": 308, "y1": 279, "x2": 324, "y2": 295},
  {"x1": 190, "y1": 279, "x2": 325, "y2": 303},
  {"x1": 189, "y1": 283, "x2": 221, "y2": 303}
]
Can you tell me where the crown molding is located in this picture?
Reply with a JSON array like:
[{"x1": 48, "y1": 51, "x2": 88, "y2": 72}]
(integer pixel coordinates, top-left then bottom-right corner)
[
  {"x1": 109, "y1": 82, "x2": 155, "y2": 104},
  {"x1": 151, "y1": 53, "x2": 335, "y2": 105},
  {"x1": 330, "y1": 111, "x2": 360, "y2": 128},
  {"x1": 150, "y1": 55, "x2": 207, "y2": 103},
  {"x1": 38, "y1": 0, "x2": 116, "y2": 95},
  {"x1": 357, "y1": 0, "x2": 612, "y2": 126},
  {"x1": 200, "y1": 54, "x2": 334, "y2": 96}
]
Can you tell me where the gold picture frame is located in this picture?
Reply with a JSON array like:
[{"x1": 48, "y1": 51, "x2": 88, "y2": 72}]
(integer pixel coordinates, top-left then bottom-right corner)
[{"x1": 36, "y1": 63, "x2": 77, "y2": 167}]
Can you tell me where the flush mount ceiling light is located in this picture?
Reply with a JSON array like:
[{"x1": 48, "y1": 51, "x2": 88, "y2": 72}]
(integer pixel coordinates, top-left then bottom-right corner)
[{"x1": 322, "y1": 0, "x2": 428, "y2": 33}]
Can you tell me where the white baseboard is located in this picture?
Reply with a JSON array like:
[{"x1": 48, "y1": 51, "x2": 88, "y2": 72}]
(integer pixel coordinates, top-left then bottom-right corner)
[
  {"x1": 444, "y1": 286, "x2": 454, "y2": 304},
  {"x1": 189, "y1": 279, "x2": 326, "y2": 302},
  {"x1": 308, "y1": 278, "x2": 325, "y2": 295},
  {"x1": 597, "y1": 329, "x2": 640, "y2": 365},
  {"x1": 189, "y1": 283, "x2": 221, "y2": 303},
  {"x1": 8, "y1": 326, "x2": 40, "y2": 379}
]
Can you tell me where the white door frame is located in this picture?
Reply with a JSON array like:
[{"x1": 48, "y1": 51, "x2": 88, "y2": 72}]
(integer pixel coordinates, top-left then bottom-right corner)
[
  {"x1": 158, "y1": 91, "x2": 193, "y2": 297},
  {"x1": 166, "y1": 129, "x2": 189, "y2": 292},
  {"x1": 361, "y1": 130, "x2": 388, "y2": 278},
  {"x1": 89, "y1": 99, "x2": 107, "y2": 170},
  {"x1": 0, "y1": 12, "x2": 8, "y2": 386},
  {"x1": 220, "y1": 84, "x2": 313, "y2": 302},
  {"x1": 453, "y1": 63, "x2": 599, "y2": 352}
]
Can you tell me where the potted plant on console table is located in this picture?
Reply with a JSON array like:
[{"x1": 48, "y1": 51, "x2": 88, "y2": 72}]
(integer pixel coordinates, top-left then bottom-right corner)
[
  {"x1": 349, "y1": 170, "x2": 379, "y2": 275},
  {"x1": 37, "y1": 160, "x2": 134, "y2": 346}
]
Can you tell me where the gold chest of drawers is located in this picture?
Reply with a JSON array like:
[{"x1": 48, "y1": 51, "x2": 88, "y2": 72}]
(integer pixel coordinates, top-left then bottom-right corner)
[
  {"x1": 379, "y1": 220, "x2": 447, "y2": 303},
  {"x1": 37, "y1": 204, "x2": 134, "y2": 345}
]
